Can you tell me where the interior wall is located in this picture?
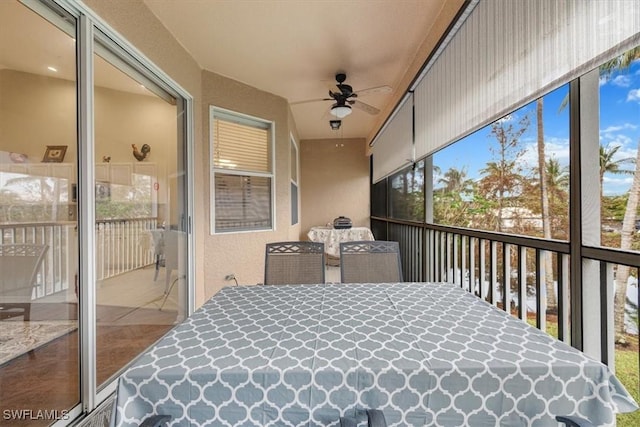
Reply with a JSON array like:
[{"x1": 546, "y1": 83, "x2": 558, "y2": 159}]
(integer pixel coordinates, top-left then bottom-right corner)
[
  {"x1": 94, "y1": 83, "x2": 176, "y2": 219},
  {"x1": 300, "y1": 138, "x2": 370, "y2": 237},
  {"x1": 0, "y1": 69, "x2": 176, "y2": 220},
  {"x1": 0, "y1": 70, "x2": 76, "y2": 162},
  {"x1": 202, "y1": 70, "x2": 294, "y2": 294}
]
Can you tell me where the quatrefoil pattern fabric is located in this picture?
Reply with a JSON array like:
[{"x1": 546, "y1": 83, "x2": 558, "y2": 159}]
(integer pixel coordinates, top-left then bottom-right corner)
[{"x1": 112, "y1": 283, "x2": 637, "y2": 426}]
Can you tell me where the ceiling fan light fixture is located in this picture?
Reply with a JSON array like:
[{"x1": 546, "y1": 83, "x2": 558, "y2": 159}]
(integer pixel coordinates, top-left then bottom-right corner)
[
  {"x1": 329, "y1": 119, "x2": 341, "y2": 130},
  {"x1": 330, "y1": 104, "x2": 352, "y2": 118}
]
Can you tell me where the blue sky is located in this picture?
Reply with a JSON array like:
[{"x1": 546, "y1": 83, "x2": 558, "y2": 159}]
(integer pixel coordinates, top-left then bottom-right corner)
[{"x1": 434, "y1": 58, "x2": 640, "y2": 197}]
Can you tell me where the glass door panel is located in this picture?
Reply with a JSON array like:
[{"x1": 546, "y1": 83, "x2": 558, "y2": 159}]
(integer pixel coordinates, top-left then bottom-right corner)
[
  {"x1": 92, "y1": 37, "x2": 185, "y2": 387},
  {"x1": 0, "y1": 1, "x2": 79, "y2": 424}
]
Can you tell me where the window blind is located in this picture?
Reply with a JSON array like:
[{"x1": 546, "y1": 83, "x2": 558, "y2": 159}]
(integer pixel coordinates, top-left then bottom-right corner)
[
  {"x1": 371, "y1": 93, "x2": 414, "y2": 183},
  {"x1": 212, "y1": 118, "x2": 270, "y2": 173},
  {"x1": 210, "y1": 107, "x2": 274, "y2": 233},
  {"x1": 414, "y1": 0, "x2": 640, "y2": 159},
  {"x1": 214, "y1": 174, "x2": 272, "y2": 232}
]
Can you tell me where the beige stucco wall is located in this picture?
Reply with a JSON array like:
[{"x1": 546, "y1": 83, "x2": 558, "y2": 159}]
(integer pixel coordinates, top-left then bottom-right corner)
[
  {"x1": 300, "y1": 138, "x2": 370, "y2": 236},
  {"x1": 202, "y1": 71, "x2": 299, "y2": 295}
]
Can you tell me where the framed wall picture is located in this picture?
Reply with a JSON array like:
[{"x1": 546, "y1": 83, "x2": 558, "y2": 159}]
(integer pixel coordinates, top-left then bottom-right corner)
[{"x1": 42, "y1": 145, "x2": 67, "y2": 163}]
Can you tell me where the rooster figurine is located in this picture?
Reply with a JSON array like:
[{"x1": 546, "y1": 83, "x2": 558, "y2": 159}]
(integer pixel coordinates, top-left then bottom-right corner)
[{"x1": 132, "y1": 144, "x2": 151, "y2": 161}]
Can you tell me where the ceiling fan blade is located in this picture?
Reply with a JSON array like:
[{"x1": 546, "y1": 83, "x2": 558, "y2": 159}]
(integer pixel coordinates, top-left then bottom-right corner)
[
  {"x1": 354, "y1": 85, "x2": 393, "y2": 97},
  {"x1": 352, "y1": 100, "x2": 380, "y2": 115},
  {"x1": 290, "y1": 97, "x2": 332, "y2": 106}
]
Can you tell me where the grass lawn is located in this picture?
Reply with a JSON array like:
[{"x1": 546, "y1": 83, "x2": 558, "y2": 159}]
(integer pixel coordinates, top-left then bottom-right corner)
[{"x1": 616, "y1": 343, "x2": 639, "y2": 427}]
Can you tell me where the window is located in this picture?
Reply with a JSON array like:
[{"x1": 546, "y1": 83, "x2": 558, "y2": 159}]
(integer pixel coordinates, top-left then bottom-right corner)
[
  {"x1": 210, "y1": 107, "x2": 274, "y2": 233},
  {"x1": 290, "y1": 136, "x2": 299, "y2": 225},
  {"x1": 389, "y1": 160, "x2": 425, "y2": 222},
  {"x1": 432, "y1": 85, "x2": 570, "y2": 240}
]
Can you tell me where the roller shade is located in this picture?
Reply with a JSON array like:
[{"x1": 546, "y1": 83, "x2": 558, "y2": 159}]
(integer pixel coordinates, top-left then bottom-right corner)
[
  {"x1": 414, "y1": 0, "x2": 640, "y2": 158},
  {"x1": 371, "y1": 93, "x2": 413, "y2": 183}
]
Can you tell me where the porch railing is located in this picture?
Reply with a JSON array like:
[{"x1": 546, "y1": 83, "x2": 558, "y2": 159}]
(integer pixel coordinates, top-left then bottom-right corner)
[
  {"x1": 1, "y1": 221, "x2": 76, "y2": 299},
  {"x1": 0, "y1": 218, "x2": 157, "y2": 300},
  {"x1": 95, "y1": 218, "x2": 157, "y2": 280},
  {"x1": 371, "y1": 216, "x2": 640, "y2": 364}
]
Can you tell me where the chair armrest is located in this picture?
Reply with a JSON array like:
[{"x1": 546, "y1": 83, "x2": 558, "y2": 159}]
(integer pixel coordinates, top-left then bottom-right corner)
[
  {"x1": 555, "y1": 415, "x2": 596, "y2": 427},
  {"x1": 140, "y1": 414, "x2": 172, "y2": 427}
]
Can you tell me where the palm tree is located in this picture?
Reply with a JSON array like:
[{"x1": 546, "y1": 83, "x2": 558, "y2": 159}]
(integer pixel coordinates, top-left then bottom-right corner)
[
  {"x1": 599, "y1": 46, "x2": 640, "y2": 337},
  {"x1": 545, "y1": 158, "x2": 569, "y2": 196},
  {"x1": 598, "y1": 144, "x2": 634, "y2": 233},
  {"x1": 536, "y1": 98, "x2": 557, "y2": 310},
  {"x1": 599, "y1": 144, "x2": 634, "y2": 189},
  {"x1": 439, "y1": 167, "x2": 472, "y2": 193},
  {"x1": 545, "y1": 158, "x2": 570, "y2": 236},
  {"x1": 434, "y1": 166, "x2": 474, "y2": 226},
  {"x1": 612, "y1": 141, "x2": 639, "y2": 337}
]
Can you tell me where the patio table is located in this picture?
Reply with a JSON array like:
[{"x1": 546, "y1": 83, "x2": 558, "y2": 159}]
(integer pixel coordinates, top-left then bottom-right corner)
[
  {"x1": 110, "y1": 283, "x2": 638, "y2": 426},
  {"x1": 307, "y1": 226, "x2": 374, "y2": 260}
]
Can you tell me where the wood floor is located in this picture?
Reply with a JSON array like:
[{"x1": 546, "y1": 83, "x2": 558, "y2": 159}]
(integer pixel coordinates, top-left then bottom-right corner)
[{"x1": 0, "y1": 265, "x2": 178, "y2": 427}]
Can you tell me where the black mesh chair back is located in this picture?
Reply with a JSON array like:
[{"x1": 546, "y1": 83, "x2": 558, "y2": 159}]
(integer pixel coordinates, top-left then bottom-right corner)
[
  {"x1": 340, "y1": 241, "x2": 402, "y2": 283},
  {"x1": 264, "y1": 241, "x2": 325, "y2": 285}
]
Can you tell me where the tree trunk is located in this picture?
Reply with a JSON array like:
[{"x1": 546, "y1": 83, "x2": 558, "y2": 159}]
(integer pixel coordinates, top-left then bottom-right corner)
[
  {"x1": 614, "y1": 141, "x2": 640, "y2": 337},
  {"x1": 536, "y1": 99, "x2": 557, "y2": 310}
]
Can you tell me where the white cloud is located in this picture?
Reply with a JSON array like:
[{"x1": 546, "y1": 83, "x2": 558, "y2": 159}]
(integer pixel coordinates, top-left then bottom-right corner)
[
  {"x1": 519, "y1": 138, "x2": 570, "y2": 170},
  {"x1": 612, "y1": 75, "x2": 632, "y2": 87},
  {"x1": 602, "y1": 175, "x2": 635, "y2": 196},
  {"x1": 601, "y1": 123, "x2": 637, "y2": 133},
  {"x1": 627, "y1": 88, "x2": 640, "y2": 102},
  {"x1": 600, "y1": 132, "x2": 635, "y2": 148}
]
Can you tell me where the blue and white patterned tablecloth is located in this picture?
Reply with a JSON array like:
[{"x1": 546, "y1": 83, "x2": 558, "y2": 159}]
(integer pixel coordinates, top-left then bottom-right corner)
[{"x1": 111, "y1": 283, "x2": 638, "y2": 426}]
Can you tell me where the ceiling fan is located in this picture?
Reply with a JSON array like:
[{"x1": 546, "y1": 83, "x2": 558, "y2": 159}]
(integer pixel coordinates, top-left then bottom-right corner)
[{"x1": 292, "y1": 73, "x2": 392, "y2": 119}]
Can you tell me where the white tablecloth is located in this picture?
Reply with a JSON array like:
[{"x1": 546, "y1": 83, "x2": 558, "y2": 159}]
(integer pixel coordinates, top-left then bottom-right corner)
[{"x1": 307, "y1": 226, "x2": 374, "y2": 258}]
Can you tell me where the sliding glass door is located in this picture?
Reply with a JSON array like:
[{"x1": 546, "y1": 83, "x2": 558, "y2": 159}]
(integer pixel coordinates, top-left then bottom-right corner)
[
  {"x1": 0, "y1": 1, "x2": 80, "y2": 424},
  {"x1": 0, "y1": 0, "x2": 190, "y2": 424},
  {"x1": 92, "y1": 33, "x2": 187, "y2": 388}
]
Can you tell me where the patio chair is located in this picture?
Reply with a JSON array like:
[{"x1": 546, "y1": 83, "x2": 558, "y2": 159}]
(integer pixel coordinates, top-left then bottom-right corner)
[
  {"x1": 340, "y1": 409, "x2": 387, "y2": 427},
  {"x1": 149, "y1": 229, "x2": 182, "y2": 294},
  {"x1": 555, "y1": 416, "x2": 595, "y2": 427},
  {"x1": 0, "y1": 244, "x2": 48, "y2": 320},
  {"x1": 340, "y1": 240, "x2": 402, "y2": 283},
  {"x1": 264, "y1": 241, "x2": 325, "y2": 285}
]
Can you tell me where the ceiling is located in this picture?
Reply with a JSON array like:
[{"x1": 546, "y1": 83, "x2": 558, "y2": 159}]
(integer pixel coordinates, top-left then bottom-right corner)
[
  {"x1": 143, "y1": 0, "x2": 466, "y2": 142},
  {"x1": 1, "y1": 0, "x2": 466, "y2": 143}
]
